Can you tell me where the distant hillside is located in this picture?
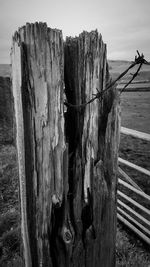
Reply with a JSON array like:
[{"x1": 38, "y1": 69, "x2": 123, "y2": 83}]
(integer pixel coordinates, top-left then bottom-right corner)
[
  {"x1": 108, "y1": 60, "x2": 150, "y2": 82},
  {"x1": 0, "y1": 61, "x2": 149, "y2": 82},
  {"x1": 0, "y1": 64, "x2": 11, "y2": 77},
  {"x1": 108, "y1": 60, "x2": 131, "y2": 73}
]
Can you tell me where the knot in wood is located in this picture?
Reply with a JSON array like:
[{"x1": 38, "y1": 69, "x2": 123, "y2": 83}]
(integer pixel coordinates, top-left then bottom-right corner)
[
  {"x1": 62, "y1": 226, "x2": 72, "y2": 244},
  {"x1": 52, "y1": 194, "x2": 61, "y2": 208}
]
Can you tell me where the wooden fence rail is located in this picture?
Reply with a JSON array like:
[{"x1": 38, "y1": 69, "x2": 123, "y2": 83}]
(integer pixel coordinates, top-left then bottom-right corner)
[
  {"x1": 117, "y1": 214, "x2": 150, "y2": 245},
  {"x1": 118, "y1": 157, "x2": 150, "y2": 177},
  {"x1": 121, "y1": 126, "x2": 150, "y2": 142},
  {"x1": 117, "y1": 199, "x2": 150, "y2": 227},
  {"x1": 117, "y1": 207, "x2": 150, "y2": 236},
  {"x1": 117, "y1": 127, "x2": 150, "y2": 245},
  {"x1": 118, "y1": 190, "x2": 150, "y2": 216},
  {"x1": 118, "y1": 167, "x2": 143, "y2": 192},
  {"x1": 118, "y1": 178, "x2": 150, "y2": 202}
]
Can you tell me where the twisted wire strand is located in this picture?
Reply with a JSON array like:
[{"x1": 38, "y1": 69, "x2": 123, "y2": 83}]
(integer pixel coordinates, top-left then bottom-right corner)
[{"x1": 64, "y1": 51, "x2": 150, "y2": 109}]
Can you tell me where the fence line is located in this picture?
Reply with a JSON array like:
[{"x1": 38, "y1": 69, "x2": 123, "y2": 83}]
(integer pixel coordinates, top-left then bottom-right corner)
[
  {"x1": 117, "y1": 127, "x2": 150, "y2": 245},
  {"x1": 121, "y1": 127, "x2": 150, "y2": 141},
  {"x1": 117, "y1": 199, "x2": 150, "y2": 227},
  {"x1": 117, "y1": 214, "x2": 150, "y2": 245},
  {"x1": 118, "y1": 167, "x2": 143, "y2": 192},
  {"x1": 117, "y1": 207, "x2": 150, "y2": 236},
  {"x1": 117, "y1": 86, "x2": 150, "y2": 93},
  {"x1": 118, "y1": 157, "x2": 150, "y2": 177},
  {"x1": 118, "y1": 190, "x2": 150, "y2": 216},
  {"x1": 118, "y1": 178, "x2": 150, "y2": 201}
]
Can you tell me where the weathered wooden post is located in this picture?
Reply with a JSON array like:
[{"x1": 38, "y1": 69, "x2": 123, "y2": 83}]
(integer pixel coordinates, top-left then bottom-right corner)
[
  {"x1": 64, "y1": 31, "x2": 120, "y2": 267},
  {"x1": 11, "y1": 23, "x2": 120, "y2": 267},
  {"x1": 11, "y1": 23, "x2": 66, "y2": 267}
]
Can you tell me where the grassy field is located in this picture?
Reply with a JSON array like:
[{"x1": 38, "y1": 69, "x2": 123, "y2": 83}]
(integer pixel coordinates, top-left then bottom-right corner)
[
  {"x1": 0, "y1": 65, "x2": 11, "y2": 78},
  {"x1": 0, "y1": 144, "x2": 23, "y2": 266},
  {"x1": 108, "y1": 60, "x2": 150, "y2": 83},
  {"x1": 120, "y1": 92, "x2": 150, "y2": 134}
]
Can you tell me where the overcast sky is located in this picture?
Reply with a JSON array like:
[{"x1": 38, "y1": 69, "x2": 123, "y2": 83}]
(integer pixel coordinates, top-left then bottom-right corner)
[{"x1": 0, "y1": 0, "x2": 150, "y2": 63}]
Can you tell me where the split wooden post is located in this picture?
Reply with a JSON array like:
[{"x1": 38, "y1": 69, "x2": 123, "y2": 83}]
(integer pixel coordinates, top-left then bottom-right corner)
[{"x1": 11, "y1": 23, "x2": 120, "y2": 267}]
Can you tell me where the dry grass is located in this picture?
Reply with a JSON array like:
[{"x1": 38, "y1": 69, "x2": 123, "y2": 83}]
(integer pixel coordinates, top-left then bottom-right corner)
[
  {"x1": 116, "y1": 223, "x2": 150, "y2": 267},
  {"x1": 0, "y1": 144, "x2": 23, "y2": 266}
]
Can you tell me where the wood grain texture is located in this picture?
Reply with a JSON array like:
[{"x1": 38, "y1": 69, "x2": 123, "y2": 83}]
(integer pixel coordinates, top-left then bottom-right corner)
[
  {"x1": 65, "y1": 31, "x2": 120, "y2": 267},
  {"x1": 12, "y1": 24, "x2": 120, "y2": 267},
  {"x1": 11, "y1": 23, "x2": 66, "y2": 267},
  {"x1": 11, "y1": 33, "x2": 32, "y2": 267}
]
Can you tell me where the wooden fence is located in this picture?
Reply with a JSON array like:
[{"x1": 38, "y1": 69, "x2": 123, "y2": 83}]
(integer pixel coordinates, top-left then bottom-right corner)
[{"x1": 117, "y1": 126, "x2": 150, "y2": 245}]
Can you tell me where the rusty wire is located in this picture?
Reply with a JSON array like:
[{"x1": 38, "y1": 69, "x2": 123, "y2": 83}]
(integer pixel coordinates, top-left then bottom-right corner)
[{"x1": 64, "y1": 51, "x2": 150, "y2": 109}]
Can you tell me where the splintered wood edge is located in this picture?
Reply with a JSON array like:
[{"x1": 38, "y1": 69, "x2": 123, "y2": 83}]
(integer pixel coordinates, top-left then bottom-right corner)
[{"x1": 11, "y1": 35, "x2": 32, "y2": 267}]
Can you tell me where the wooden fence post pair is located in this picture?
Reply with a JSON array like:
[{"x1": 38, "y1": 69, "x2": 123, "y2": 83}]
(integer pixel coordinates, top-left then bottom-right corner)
[{"x1": 11, "y1": 22, "x2": 120, "y2": 267}]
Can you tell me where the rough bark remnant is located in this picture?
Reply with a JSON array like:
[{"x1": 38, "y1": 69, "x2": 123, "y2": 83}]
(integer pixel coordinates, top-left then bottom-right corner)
[{"x1": 12, "y1": 23, "x2": 120, "y2": 267}]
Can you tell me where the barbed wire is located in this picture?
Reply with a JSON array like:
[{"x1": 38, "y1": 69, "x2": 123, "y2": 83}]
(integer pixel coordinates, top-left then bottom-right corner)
[{"x1": 64, "y1": 51, "x2": 150, "y2": 109}]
